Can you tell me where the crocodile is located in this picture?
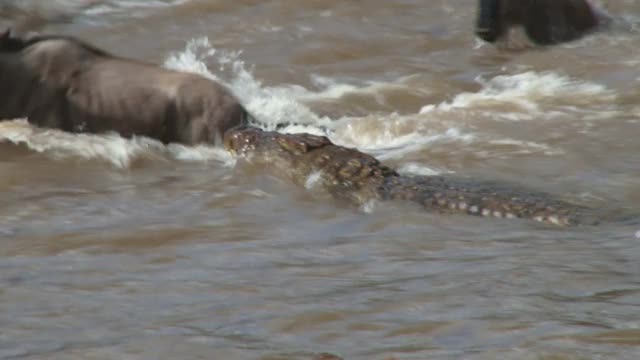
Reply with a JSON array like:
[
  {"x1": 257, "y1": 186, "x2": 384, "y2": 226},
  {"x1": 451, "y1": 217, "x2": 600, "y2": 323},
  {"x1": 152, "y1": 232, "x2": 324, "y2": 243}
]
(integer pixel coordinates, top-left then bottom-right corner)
[{"x1": 224, "y1": 126, "x2": 600, "y2": 226}]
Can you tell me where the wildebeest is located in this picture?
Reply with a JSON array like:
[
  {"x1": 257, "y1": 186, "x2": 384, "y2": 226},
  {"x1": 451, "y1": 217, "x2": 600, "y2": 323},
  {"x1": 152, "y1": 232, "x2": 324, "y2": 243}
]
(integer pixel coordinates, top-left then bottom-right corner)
[
  {"x1": 475, "y1": 0, "x2": 609, "y2": 46},
  {"x1": 0, "y1": 29, "x2": 250, "y2": 146}
]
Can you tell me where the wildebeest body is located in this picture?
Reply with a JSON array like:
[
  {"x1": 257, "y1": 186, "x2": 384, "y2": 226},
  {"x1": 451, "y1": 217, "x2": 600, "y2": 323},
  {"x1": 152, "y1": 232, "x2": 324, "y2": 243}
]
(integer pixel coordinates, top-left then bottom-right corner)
[{"x1": 0, "y1": 31, "x2": 249, "y2": 145}]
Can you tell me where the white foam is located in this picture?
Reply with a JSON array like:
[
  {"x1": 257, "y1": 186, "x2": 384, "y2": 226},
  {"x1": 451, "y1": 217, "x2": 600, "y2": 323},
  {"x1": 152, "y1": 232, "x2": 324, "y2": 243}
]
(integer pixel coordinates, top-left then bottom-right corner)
[
  {"x1": 420, "y1": 71, "x2": 616, "y2": 120},
  {"x1": 162, "y1": 38, "x2": 437, "y2": 149},
  {"x1": 164, "y1": 38, "x2": 219, "y2": 78},
  {"x1": 487, "y1": 139, "x2": 565, "y2": 156},
  {"x1": 304, "y1": 171, "x2": 323, "y2": 190},
  {"x1": 397, "y1": 163, "x2": 451, "y2": 176},
  {"x1": 165, "y1": 144, "x2": 235, "y2": 166},
  {"x1": 360, "y1": 199, "x2": 378, "y2": 214},
  {"x1": 306, "y1": 74, "x2": 430, "y2": 103},
  {"x1": 164, "y1": 37, "x2": 334, "y2": 133},
  {"x1": 0, "y1": 119, "x2": 232, "y2": 168},
  {"x1": 331, "y1": 114, "x2": 475, "y2": 160},
  {"x1": 83, "y1": 0, "x2": 188, "y2": 16},
  {"x1": 163, "y1": 39, "x2": 482, "y2": 161}
]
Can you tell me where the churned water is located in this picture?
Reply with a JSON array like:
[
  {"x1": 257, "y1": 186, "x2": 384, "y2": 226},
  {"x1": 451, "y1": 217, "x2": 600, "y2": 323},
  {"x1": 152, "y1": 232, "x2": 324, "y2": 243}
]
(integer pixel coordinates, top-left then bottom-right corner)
[{"x1": 0, "y1": 1, "x2": 639, "y2": 359}]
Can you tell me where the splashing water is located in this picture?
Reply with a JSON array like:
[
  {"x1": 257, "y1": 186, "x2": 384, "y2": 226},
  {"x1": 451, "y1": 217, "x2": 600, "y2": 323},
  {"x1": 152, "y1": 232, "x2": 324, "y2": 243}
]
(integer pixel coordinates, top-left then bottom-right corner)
[
  {"x1": 0, "y1": 119, "x2": 234, "y2": 169},
  {"x1": 0, "y1": 37, "x2": 620, "y2": 170},
  {"x1": 163, "y1": 40, "x2": 616, "y2": 159},
  {"x1": 84, "y1": 0, "x2": 189, "y2": 17},
  {"x1": 420, "y1": 71, "x2": 617, "y2": 119},
  {"x1": 160, "y1": 38, "x2": 497, "y2": 164},
  {"x1": 164, "y1": 37, "x2": 335, "y2": 135}
]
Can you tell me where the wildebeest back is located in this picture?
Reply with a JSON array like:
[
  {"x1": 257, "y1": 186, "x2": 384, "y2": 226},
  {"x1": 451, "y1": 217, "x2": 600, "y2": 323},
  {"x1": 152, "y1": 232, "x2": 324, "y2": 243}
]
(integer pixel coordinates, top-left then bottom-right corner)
[{"x1": 66, "y1": 58, "x2": 247, "y2": 145}]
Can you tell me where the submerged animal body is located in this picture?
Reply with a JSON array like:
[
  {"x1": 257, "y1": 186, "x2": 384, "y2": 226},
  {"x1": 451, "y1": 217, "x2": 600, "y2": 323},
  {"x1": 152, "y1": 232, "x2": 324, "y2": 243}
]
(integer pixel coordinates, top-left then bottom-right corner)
[
  {"x1": 475, "y1": 0, "x2": 608, "y2": 46},
  {"x1": 224, "y1": 127, "x2": 599, "y2": 226},
  {"x1": 0, "y1": 29, "x2": 249, "y2": 145}
]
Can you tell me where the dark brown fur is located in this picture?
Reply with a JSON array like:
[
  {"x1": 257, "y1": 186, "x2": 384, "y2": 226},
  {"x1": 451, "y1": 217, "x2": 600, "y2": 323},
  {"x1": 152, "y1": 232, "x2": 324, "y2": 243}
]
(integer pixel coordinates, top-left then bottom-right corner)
[
  {"x1": 476, "y1": 0, "x2": 604, "y2": 45},
  {"x1": 0, "y1": 29, "x2": 249, "y2": 145}
]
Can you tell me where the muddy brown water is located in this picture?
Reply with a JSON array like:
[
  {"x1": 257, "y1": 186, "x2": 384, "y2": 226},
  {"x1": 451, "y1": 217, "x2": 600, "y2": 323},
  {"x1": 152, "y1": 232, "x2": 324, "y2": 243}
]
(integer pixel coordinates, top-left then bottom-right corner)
[{"x1": 1, "y1": 1, "x2": 640, "y2": 359}]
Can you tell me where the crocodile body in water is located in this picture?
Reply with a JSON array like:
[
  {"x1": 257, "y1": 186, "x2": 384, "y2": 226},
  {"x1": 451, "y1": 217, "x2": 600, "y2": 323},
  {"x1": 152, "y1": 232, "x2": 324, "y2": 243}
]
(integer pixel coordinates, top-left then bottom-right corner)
[{"x1": 224, "y1": 127, "x2": 600, "y2": 226}]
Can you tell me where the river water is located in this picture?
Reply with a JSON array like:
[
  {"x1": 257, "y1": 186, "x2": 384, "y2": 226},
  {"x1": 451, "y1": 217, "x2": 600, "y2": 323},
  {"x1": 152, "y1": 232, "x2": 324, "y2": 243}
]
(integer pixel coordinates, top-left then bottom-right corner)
[{"x1": 1, "y1": 1, "x2": 640, "y2": 359}]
